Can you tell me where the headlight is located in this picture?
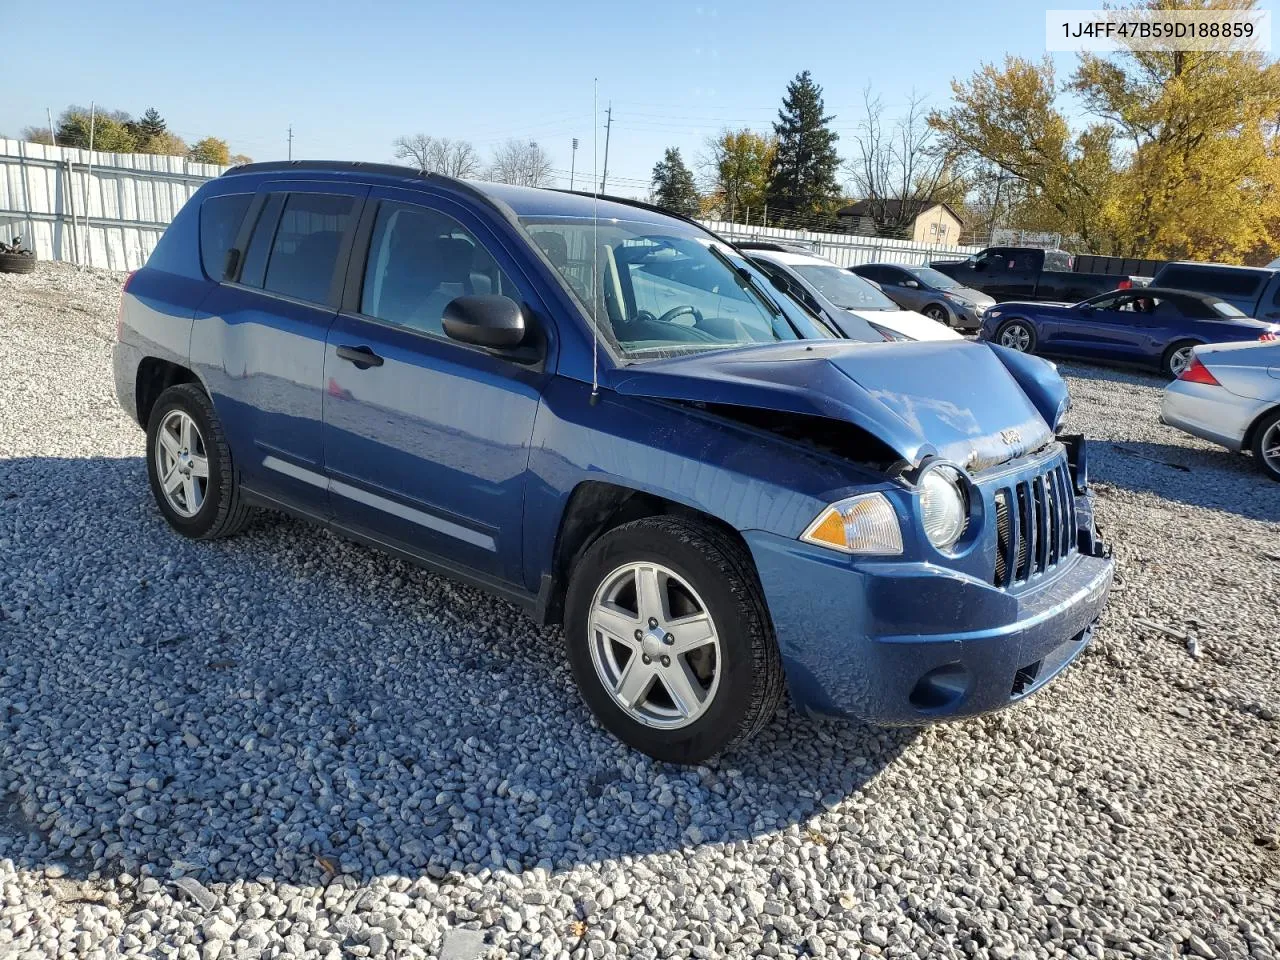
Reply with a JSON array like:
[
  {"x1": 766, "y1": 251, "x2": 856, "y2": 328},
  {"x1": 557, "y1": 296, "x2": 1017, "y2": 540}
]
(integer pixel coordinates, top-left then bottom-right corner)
[
  {"x1": 801, "y1": 493, "x2": 903, "y2": 555},
  {"x1": 919, "y1": 465, "x2": 968, "y2": 550}
]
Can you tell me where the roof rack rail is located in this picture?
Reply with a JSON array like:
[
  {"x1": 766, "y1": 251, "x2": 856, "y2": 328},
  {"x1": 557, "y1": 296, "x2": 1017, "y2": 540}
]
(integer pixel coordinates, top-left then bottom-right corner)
[{"x1": 221, "y1": 159, "x2": 430, "y2": 179}]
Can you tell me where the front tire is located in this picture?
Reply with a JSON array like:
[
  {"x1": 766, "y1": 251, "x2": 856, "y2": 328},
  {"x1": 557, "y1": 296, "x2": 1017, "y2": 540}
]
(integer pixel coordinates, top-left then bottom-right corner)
[
  {"x1": 997, "y1": 319, "x2": 1036, "y2": 353},
  {"x1": 564, "y1": 517, "x2": 785, "y2": 764},
  {"x1": 1251, "y1": 408, "x2": 1280, "y2": 481},
  {"x1": 922, "y1": 304, "x2": 951, "y2": 326},
  {"x1": 145, "y1": 383, "x2": 252, "y2": 539},
  {"x1": 1163, "y1": 340, "x2": 1197, "y2": 379}
]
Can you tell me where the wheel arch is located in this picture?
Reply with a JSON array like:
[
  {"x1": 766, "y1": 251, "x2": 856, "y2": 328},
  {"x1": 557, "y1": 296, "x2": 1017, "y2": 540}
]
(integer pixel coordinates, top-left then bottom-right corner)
[
  {"x1": 135, "y1": 357, "x2": 202, "y2": 428},
  {"x1": 538, "y1": 480, "x2": 749, "y2": 626},
  {"x1": 1242, "y1": 402, "x2": 1280, "y2": 451}
]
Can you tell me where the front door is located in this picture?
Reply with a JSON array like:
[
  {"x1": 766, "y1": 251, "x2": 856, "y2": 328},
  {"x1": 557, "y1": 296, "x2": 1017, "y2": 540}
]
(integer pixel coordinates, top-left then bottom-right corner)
[{"x1": 321, "y1": 189, "x2": 550, "y2": 586}]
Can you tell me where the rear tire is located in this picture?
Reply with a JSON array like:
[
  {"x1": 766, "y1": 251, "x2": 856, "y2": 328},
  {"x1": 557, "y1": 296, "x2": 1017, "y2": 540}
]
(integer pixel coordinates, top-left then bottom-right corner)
[
  {"x1": 145, "y1": 383, "x2": 253, "y2": 539},
  {"x1": 1162, "y1": 341, "x2": 1197, "y2": 379},
  {"x1": 564, "y1": 517, "x2": 785, "y2": 764},
  {"x1": 997, "y1": 319, "x2": 1036, "y2": 354},
  {"x1": 1250, "y1": 408, "x2": 1280, "y2": 481}
]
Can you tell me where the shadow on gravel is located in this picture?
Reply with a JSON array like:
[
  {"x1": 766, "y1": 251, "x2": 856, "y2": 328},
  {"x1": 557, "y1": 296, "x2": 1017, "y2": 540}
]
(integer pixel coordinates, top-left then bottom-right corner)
[
  {"x1": 1093, "y1": 439, "x2": 1280, "y2": 524},
  {"x1": 0, "y1": 455, "x2": 915, "y2": 889}
]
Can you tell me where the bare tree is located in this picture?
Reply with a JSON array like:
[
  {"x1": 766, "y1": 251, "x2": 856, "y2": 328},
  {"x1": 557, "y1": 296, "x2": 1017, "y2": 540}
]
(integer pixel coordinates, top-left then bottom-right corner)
[
  {"x1": 846, "y1": 87, "x2": 965, "y2": 237},
  {"x1": 487, "y1": 139, "x2": 553, "y2": 187},
  {"x1": 392, "y1": 134, "x2": 483, "y2": 178}
]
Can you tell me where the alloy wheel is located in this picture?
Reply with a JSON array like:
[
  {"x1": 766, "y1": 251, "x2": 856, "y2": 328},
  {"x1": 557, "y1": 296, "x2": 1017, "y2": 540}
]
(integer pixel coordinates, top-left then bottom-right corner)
[
  {"x1": 1262, "y1": 420, "x2": 1280, "y2": 472},
  {"x1": 1000, "y1": 322, "x2": 1032, "y2": 352},
  {"x1": 587, "y1": 561, "x2": 721, "y2": 729},
  {"x1": 154, "y1": 409, "x2": 209, "y2": 518},
  {"x1": 923, "y1": 305, "x2": 949, "y2": 325},
  {"x1": 1168, "y1": 345, "x2": 1194, "y2": 377}
]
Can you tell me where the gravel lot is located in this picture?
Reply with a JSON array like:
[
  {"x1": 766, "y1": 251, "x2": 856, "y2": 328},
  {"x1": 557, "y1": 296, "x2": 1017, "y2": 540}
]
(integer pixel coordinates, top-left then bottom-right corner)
[{"x1": 1, "y1": 262, "x2": 1277, "y2": 960}]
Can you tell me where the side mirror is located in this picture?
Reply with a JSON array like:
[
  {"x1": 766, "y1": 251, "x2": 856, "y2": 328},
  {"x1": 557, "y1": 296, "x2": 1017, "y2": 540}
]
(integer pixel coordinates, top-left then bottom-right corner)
[
  {"x1": 443, "y1": 295, "x2": 527, "y2": 349},
  {"x1": 973, "y1": 261, "x2": 987, "y2": 272},
  {"x1": 903, "y1": 279, "x2": 920, "y2": 288}
]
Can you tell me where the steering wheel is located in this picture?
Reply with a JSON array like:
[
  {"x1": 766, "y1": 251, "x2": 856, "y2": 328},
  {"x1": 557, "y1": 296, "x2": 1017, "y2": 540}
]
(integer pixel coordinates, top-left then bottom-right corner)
[{"x1": 656, "y1": 305, "x2": 702, "y2": 325}]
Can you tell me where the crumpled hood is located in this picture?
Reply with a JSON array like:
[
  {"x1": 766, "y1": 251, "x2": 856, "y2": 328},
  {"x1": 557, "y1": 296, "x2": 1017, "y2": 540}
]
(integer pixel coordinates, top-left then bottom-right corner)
[{"x1": 611, "y1": 340, "x2": 1059, "y2": 471}]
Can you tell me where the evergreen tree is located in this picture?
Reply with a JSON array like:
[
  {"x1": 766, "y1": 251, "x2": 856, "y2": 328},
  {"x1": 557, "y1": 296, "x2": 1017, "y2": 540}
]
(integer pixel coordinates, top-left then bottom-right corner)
[
  {"x1": 136, "y1": 108, "x2": 167, "y2": 141},
  {"x1": 651, "y1": 147, "x2": 701, "y2": 218},
  {"x1": 766, "y1": 71, "x2": 842, "y2": 225}
]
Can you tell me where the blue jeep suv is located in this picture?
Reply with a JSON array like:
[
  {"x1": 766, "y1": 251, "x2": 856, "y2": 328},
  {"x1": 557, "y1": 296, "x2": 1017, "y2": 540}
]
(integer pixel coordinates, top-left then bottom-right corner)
[{"x1": 113, "y1": 161, "x2": 1114, "y2": 763}]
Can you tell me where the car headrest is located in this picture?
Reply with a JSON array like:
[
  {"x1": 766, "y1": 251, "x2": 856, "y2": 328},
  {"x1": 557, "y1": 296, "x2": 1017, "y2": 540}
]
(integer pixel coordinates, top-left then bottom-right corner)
[
  {"x1": 433, "y1": 237, "x2": 474, "y2": 283},
  {"x1": 531, "y1": 231, "x2": 568, "y2": 270}
]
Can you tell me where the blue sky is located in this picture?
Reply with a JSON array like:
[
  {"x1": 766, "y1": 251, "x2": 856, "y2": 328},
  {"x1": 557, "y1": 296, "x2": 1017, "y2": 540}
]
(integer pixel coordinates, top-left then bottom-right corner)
[{"x1": 4, "y1": 0, "x2": 1268, "y2": 197}]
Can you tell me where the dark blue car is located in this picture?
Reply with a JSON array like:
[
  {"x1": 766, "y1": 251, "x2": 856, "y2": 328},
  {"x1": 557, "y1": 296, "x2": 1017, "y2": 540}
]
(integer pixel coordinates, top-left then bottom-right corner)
[
  {"x1": 113, "y1": 161, "x2": 1113, "y2": 763},
  {"x1": 980, "y1": 287, "x2": 1280, "y2": 378}
]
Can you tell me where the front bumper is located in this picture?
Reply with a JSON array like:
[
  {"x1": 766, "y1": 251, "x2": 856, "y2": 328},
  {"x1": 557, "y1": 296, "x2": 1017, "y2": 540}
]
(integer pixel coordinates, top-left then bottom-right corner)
[
  {"x1": 745, "y1": 510, "x2": 1113, "y2": 724},
  {"x1": 1160, "y1": 380, "x2": 1263, "y2": 453},
  {"x1": 951, "y1": 300, "x2": 989, "y2": 330}
]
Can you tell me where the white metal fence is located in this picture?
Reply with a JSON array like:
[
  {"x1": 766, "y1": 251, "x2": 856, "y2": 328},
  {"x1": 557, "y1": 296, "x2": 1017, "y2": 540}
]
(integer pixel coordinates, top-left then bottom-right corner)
[
  {"x1": 0, "y1": 138, "x2": 982, "y2": 274},
  {"x1": 0, "y1": 138, "x2": 226, "y2": 272},
  {"x1": 697, "y1": 219, "x2": 982, "y2": 267}
]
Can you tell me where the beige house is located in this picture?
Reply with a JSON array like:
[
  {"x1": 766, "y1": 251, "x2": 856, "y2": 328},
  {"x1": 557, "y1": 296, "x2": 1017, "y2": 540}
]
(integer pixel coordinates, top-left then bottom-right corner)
[{"x1": 837, "y1": 199, "x2": 965, "y2": 245}]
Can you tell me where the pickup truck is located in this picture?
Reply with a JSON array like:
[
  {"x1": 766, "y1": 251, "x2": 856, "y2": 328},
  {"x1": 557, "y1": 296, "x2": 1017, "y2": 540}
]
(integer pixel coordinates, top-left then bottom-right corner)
[
  {"x1": 931, "y1": 246, "x2": 1134, "y2": 304},
  {"x1": 1150, "y1": 261, "x2": 1280, "y2": 320}
]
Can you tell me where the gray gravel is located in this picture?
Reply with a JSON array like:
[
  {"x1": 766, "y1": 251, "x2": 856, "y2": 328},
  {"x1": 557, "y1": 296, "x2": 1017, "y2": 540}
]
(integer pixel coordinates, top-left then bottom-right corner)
[{"x1": 1, "y1": 262, "x2": 1278, "y2": 959}]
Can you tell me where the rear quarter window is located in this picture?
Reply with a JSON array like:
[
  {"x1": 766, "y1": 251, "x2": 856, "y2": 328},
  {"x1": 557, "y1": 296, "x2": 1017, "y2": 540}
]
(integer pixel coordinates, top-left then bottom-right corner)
[
  {"x1": 1155, "y1": 265, "x2": 1267, "y2": 299},
  {"x1": 199, "y1": 193, "x2": 252, "y2": 281}
]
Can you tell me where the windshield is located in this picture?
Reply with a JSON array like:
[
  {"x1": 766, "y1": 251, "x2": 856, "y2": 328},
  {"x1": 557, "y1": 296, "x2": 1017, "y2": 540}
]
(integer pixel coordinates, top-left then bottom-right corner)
[
  {"x1": 520, "y1": 217, "x2": 825, "y2": 359},
  {"x1": 793, "y1": 264, "x2": 900, "y2": 311},
  {"x1": 904, "y1": 265, "x2": 961, "y2": 290}
]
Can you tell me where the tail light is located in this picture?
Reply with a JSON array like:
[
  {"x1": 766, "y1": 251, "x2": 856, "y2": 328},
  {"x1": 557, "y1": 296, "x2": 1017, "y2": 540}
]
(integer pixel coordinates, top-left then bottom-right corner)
[
  {"x1": 1260, "y1": 331, "x2": 1278, "y2": 342},
  {"x1": 116, "y1": 270, "x2": 137, "y2": 341},
  {"x1": 1178, "y1": 356, "x2": 1220, "y2": 385},
  {"x1": 1117, "y1": 278, "x2": 1132, "y2": 290}
]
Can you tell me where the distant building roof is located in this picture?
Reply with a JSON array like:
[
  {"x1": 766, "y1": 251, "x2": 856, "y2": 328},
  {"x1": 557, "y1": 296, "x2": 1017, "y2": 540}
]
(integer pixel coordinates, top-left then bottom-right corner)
[{"x1": 837, "y1": 198, "x2": 964, "y2": 226}]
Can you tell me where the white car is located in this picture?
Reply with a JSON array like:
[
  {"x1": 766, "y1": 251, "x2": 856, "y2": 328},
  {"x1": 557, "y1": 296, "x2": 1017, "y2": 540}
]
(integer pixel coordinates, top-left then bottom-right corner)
[
  {"x1": 1161, "y1": 340, "x2": 1280, "y2": 480},
  {"x1": 742, "y1": 247, "x2": 964, "y2": 342}
]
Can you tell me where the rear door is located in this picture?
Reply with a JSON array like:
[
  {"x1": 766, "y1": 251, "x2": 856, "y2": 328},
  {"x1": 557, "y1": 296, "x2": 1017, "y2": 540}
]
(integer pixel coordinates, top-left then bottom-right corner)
[
  {"x1": 191, "y1": 180, "x2": 366, "y2": 511},
  {"x1": 321, "y1": 187, "x2": 551, "y2": 586}
]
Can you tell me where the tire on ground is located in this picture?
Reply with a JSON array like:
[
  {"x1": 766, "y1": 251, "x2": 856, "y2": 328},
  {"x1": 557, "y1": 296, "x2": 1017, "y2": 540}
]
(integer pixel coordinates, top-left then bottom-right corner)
[
  {"x1": 564, "y1": 516, "x2": 785, "y2": 764},
  {"x1": 997, "y1": 319, "x2": 1036, "y2": 354},
  {"x1": 0, "y1": 252, "x2": 36, "y2": 274},
  {"x1": 145, "y1": 382, "x2": 253, "y2": 539},
  {"x1": 1249, "y1": 407, "x2": 1280, "y2": 482},
  {"x1": 1162, "y1": 340, "x2": 1197, "y2": 380}
]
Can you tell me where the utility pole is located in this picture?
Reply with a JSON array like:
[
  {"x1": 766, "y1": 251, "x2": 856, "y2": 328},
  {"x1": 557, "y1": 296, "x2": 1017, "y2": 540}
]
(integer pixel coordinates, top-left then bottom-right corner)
[
  {"x1": 570, "y1": 138, "x2": 579, "y2": 190},
  {"x1": 600, "y1": 103, "x2": 612, "y2": 192},
  {"x1": 46, "y1": 107, "x2": 57, "y2": 146},
  {"x1": 287, "y1": 125, "x2": 293, "y2": 161}
]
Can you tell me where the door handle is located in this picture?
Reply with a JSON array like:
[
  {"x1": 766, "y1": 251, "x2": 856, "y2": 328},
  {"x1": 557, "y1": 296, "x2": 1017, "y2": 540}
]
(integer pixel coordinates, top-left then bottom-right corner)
[{"x1": 335, "y1": 345, "x2": 384, "y2": 369}]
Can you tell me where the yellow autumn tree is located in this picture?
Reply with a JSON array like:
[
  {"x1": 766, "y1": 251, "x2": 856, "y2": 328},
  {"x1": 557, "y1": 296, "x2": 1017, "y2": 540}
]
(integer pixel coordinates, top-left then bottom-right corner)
[{"x1": 931, "y1": 0, "x2": 1280, "y2": 262}]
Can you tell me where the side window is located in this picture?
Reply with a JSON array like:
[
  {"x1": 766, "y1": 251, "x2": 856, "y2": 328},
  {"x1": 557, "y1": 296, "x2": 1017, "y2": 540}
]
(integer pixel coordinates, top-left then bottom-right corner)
[
  {"x1": 1010, "y1": 251, "x2": 1038, "y2": 272},
  {"x1": 855, "y1": 265, "x2": 885, "y2": 282},
  {"x1": 261, "y1": 193, "x2": 357, "y2": 305},
  {"x1": 360, "y1": 202, "x2": 514, "y2": 337},
  {"x1": 199, "y1": 193, "x2": 252, "y2": 280}
]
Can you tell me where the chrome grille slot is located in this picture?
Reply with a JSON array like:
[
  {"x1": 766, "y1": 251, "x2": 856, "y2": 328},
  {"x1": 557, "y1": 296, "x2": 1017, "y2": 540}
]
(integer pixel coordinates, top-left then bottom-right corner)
[{"x1": 992, "y1": 455, "x2": 1077, "y2": 588}]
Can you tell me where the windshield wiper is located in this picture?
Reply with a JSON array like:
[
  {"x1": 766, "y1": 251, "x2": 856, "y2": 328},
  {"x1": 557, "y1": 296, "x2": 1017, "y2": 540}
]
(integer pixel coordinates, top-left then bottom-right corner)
[{"x1": 706, "y1": 245, "x2": 805, "y2": 339}]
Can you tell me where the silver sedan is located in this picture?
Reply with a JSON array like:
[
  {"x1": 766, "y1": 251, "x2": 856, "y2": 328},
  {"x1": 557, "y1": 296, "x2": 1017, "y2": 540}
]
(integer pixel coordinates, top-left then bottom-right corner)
[{"x1": 1161, "y1": 340, "x2": 1280, "y2": 480}]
